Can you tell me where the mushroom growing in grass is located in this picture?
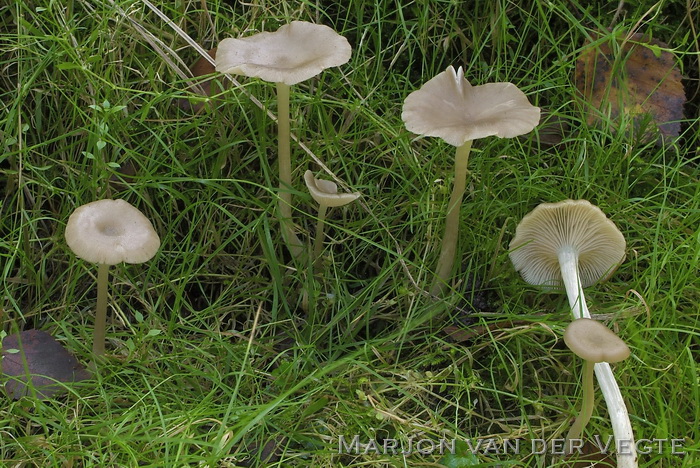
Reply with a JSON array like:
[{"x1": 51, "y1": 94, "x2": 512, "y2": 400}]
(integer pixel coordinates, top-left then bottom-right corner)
[
  {"x1": 304, "y1": 170, "x2": 360, "y2": 271},
  {"x1": 402, "y1": 66, "x2": 540, "y2": 294},
  {"x1": 216, "y1": 21, "x2": 352, "y2": 259},
  {"x1": 508, "y1": 199, "x2": 626, "y2": 319},
  {"x1": 65, "y1": 199, "x2": 160, "y2": 359},
  {"x1": 563, "y1": 318, "x2": 633, "y2": 461},
  {"x1": 509, "y1": 200, "x2": 635, "y2": 467}
]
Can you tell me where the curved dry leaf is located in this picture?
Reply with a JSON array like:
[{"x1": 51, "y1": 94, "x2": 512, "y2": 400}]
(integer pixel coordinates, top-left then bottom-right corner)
[{"x1": 575, "y1": 32, "x2": 685, "y2": 143}]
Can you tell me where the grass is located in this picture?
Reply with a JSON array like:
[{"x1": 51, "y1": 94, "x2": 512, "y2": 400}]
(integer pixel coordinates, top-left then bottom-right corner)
[{"x1": 1, "y1": 0, "x2": 699, "y2": 466}]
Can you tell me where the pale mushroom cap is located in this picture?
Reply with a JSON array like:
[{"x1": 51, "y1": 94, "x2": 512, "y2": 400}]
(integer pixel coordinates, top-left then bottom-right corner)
[
  {"x1": 402, "y1": 66, "x2": 541, "y2": 146},
  {"x1": 509, "y1": 199, "x2": 626, "y2": 289},
  {"x1": 304, "y1": 170, "x2": 360, "y2": 207},
  {"x1": 65, "y1": 199, "x2": 161, "y2": 265},
  {"x1": 564, "y1": 318, "x2": 631, "y2": 363},
  {"x1": 215, "y1": 21, "x2": 352, "y2": 86}
]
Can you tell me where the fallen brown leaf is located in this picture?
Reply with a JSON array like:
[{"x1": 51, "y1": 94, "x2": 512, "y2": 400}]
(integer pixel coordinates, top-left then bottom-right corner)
[
  {"x1": 239, "y1": 435, "x2": 287, "y2": 467},
  {"x1": 177, "y1": 47, "x2": 221, "y2": 113},
  {"x1": 534, "y1": 110, "x2": 571, "y2": 147},
  {"x1": 1, "y1": 329, "x2": 91, "y2": 399},
  {"x1": 575, "y1": 31, "x2": 686, "y2": 143},
  {"x1": 560, "y1": 440, "x2": 616, "y2": 467}
]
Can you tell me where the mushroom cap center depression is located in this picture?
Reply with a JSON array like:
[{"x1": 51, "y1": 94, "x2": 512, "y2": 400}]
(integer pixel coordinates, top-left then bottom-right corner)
[
  {"x1": 65, "y1": 199, "x2": 161, "y2": 265},
  {"x1": 99, "y1": 222, "x2": 124, "y2": 237}
]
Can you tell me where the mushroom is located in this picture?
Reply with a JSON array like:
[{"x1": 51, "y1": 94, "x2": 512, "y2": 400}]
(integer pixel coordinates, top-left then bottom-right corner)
[
  {"x1": 509, "y1": 200, "x2": 635, "y2": 467},
  {"x1": 508, "y1": 199, "x2": 626, "y2": 319},
  {"x1": 216, "y1": 21, "x2": 352, "y2": 259},
  {"x1": 402, "y1": 65, "x2": 540, "y2": 293},
  {"x1": 563, "y1": 318, "x2": 634, "y2": 466},
  {"x1": 65, "y1": 199, "x2": 160, "y2": 359},
  {"x1": 304, "y1": 170, "x2": 360, "y2": 271}
]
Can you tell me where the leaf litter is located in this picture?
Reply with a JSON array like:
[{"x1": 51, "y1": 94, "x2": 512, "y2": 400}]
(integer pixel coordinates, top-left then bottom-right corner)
[
  {"x1": 1, "y1": 329, "x2": 91, "y2": 399},
  {"x1": 575, "y1": 30, "x2": 686, "y2": 144}
]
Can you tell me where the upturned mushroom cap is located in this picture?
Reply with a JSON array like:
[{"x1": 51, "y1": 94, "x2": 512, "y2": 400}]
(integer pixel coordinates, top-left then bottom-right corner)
[
  {"x1": 65, "y1": 199, "x2": 161, "y2": 266},
  {"x1": 216, "y1": 21, "x2": 352, "y2": 86},
  {"x1": 402, "y1": 66, "x2": 541, "y2": 146},
  {"x1": 304, "y1": 170, "x2": 360, "y2": 207},
  {"x1": 564, "y1": 318, "x2": 631, "y2": 363},
  {"x1": 509, "y1": 199, "x2": 626, "y2": 289}
]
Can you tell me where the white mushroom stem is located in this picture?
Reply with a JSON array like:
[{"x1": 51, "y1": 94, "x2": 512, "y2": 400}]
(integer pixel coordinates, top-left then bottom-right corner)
[
  {"x1": 432, "y1": 140, "x2": 472, "y2": 294},
  {"x1": 276, "y1": 82, "x2": 304, "y2": 259},
  {"x1": 93, "y1": 263, "x2": 109, "y2": 358},
  {"x1": 595, "y1": 362, "x2": 637, "y2": 467},
  {"x1": 558, "y1": 247, "x2": 637, "y2": 467},
  {"x1": 558, "y1": 246, "x2": 591, "y2": 319},
  {"x1": 312, "y1": 203, "x2": 329, "y2": 271}
]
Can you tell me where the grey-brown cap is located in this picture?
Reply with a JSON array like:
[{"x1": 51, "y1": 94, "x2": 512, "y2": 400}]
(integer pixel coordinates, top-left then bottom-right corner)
[
  {"x1": 402, "y1": 66, "x2": 540, "y2": 146},
  {"x1": 304, "y1": 170, "x2": 360, "y2": 208},
  {"x1": 65, "y1": 199, "x2": 160, "y2": 265},
  {"x1": 509, "y1": 199, "x2": 626, "y2": 289},
  {"x1": 216, "y1": 21, "x2": 352, "y2": 86},
  {"x1": 564, "y1": 318, "x2": 630, "y2": 363}
]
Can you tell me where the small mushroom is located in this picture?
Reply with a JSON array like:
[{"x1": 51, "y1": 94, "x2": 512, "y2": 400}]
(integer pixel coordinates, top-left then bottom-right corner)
[
  {"x1": 216, "y1": 21, "x2": 352, "y2": 259},
  {"x1": 402, "y1": 65, "x2": 540, "y2": 293},
  {"x1": 509, "y1": 201, "x2": 634, "y2": 467},
  {"x1": 563, "y1": 318, "x2": 635, "y2": 467},
  {"x1": 508, "y1": 199, "x2": 626, "y2": 319},
  {"x1": 304, "y1": 170, "x2": 360, "y2": 271},
  {"x1": 65, "y1": 199, "x2": 160, "y2": 359}
]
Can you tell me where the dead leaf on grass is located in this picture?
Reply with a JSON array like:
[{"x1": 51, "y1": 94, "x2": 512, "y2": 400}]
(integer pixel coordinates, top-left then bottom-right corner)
[
  {"x1": 1, "y1": 329, "x2": 91, "y2": 399},
  {"x1": 560, "y1": 440, "x2": 616, "y2": 467},
  {"x1": 176, "y1": 47, "x2": 222, "y2": 113},
  {"x1": 239, "y1": 435, "x2": 287, "y2": 467},
  {"x1": 575, "y1": 31, "x2": 686, "y2": 143},
  {"x1": 534, "y1": 111, "x2": 571, "y2": 147}
]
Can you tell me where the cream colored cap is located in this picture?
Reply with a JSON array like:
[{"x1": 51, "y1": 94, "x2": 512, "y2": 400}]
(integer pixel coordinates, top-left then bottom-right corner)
[
  {"x1": 216, "y1": 21, "x2": 352, "y2": 86},
  {"x1": 304, "y1": 170, "x2": 360, "y2": 208},
  {"x1": 402, "y1": 66, "x2": 540, "y2": 146},
  {"x1": 564, "y1": 318, "x2": 630, "y2": 363},
  {"x1": 509, "y1": 199, "x2": 626, "y2": 289},
  {"x1": 65, "y1": 199, "x2": 160, "y2": 265}
]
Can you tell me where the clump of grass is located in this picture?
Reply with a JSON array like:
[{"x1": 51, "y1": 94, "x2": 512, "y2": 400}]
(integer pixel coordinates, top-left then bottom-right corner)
[{"x1": 1, "y1": 0, "x2": 698, "y2": 466}]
